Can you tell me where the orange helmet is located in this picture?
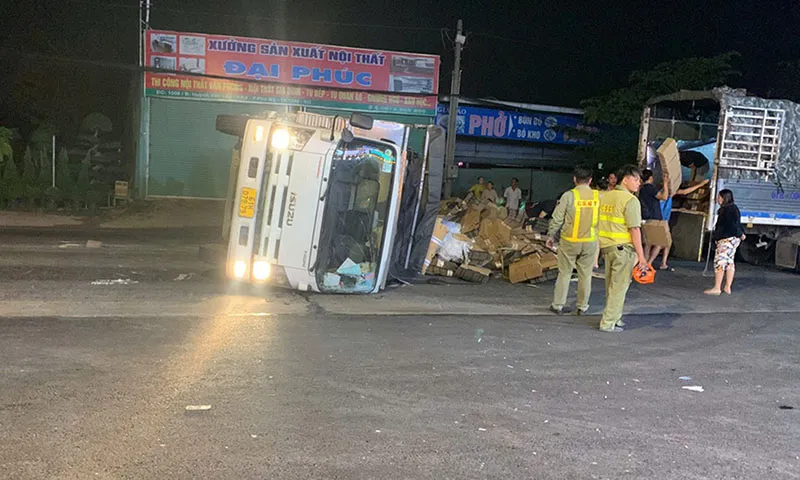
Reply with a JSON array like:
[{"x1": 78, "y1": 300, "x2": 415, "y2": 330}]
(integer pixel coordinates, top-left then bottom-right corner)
[{"x1": 633, "y1": 263, "x2": 655, "y2": 284}]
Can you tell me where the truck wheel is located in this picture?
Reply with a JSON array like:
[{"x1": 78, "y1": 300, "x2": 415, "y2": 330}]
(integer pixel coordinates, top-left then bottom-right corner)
[{"x1": 737, "y1": 236, "x2": 774, "y2": 266}]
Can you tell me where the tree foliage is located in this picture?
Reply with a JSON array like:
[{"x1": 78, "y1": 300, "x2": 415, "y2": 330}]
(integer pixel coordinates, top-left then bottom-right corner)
[
  {"x1": 578, "y1": 52, "x2": 740, "y2": 174},
  {"x1": 582, "y1": 52, "x2": 740, "y2": 126},
  {"x1": 56, "y1": 147, "x2": 74, "y2": 193},
  {"x1": 769, "y1": 60, "x2": 800, "y2": 103},
  {"x1": 22, "y1": 147, "x2": 37, "y2": 183},
  {"x1": 0, "y1": 127, "x2": 14, "y2": 165}
]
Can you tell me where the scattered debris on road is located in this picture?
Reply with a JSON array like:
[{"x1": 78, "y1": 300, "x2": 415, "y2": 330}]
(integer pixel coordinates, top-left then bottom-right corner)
[
  {"x1": 679, "y1": 376, "x2": 692, "y2": 381},
  {"x1": 185, "y1": 405, "x2": 212, "y2": 411},
  {"x1": 422, "y1": 199, "x2": 560, "y2": 285},
  {"x1": 91, "y1": 279, "x2": 139, "y2": 285},
  {"x1": 174, "y1": 273, "x2": 195, "y2": 281},
  {"x1": 682, "y1": 386, "x2": 705, "y2": 393}
]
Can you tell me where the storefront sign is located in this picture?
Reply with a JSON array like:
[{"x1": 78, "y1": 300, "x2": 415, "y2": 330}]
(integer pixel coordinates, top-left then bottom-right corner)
[
  {"x1": 144, "y1": 29, "x2": 439, "y2": 115},
  {"x1": 436, "y1": 104, "x2": 590, "y2": 145}
]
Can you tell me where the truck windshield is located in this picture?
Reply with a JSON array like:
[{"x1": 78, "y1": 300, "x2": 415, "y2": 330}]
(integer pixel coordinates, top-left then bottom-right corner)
[{"x1": 315, "y1": 138, "x2": 398, "y2": 293}]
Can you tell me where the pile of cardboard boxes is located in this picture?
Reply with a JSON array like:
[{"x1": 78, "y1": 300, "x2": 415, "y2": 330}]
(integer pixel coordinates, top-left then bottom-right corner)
[{"x1": 422, "y1": 199, "x2": 560, "y2": 284}]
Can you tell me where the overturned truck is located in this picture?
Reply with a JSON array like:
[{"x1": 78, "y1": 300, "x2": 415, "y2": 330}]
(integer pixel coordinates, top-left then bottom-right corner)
[{"x1": 216, "y1": 111, "x2": 445, "y2": 293}]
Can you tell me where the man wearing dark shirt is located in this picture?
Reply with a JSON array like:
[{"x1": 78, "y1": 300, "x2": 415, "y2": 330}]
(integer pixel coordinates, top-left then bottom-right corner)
[
  {"x1": 640, "y1": 169, "x2": 670, "y2": 269},
  {"x1": 639, "y1": 171, "x2": 664, "y2": 221}
]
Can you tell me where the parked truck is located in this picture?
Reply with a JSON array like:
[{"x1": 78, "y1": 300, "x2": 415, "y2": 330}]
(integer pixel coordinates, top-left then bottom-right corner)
[
  {"x1": 638, "y1": 87, "x2": 800, "y2": 270},
  {"x1": 215, "y1": 110, "x2": 445, "y2": 293}
]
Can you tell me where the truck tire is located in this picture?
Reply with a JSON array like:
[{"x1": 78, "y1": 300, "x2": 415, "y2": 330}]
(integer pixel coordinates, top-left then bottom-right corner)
[{"x1": 737, "y1": 236, "x2": 775, "y2": 266}]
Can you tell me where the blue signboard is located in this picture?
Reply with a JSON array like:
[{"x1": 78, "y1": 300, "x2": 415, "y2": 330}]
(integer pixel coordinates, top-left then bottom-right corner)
[{"x1": 436, "y1": 104, "x2": 589, "y2": 145}]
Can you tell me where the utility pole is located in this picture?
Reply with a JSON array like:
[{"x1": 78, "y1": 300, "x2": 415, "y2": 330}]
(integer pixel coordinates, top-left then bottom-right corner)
[
  {"x1": 139, "y1": 0, "x2": 151, "y2": 67},
  {"x1": 443, "y1": 19, "x2": 465, "y2": 199}
]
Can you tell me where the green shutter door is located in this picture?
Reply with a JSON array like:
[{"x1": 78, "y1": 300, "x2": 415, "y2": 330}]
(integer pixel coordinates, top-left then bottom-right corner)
[{"x1": 148, "y1": 98, "x2": 278, "y2": 198}]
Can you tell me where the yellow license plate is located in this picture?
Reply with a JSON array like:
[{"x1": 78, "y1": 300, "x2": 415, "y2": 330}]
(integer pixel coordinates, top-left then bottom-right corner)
[{"x1": 238, "y1": 188, "x2": 257, "y2": 218}]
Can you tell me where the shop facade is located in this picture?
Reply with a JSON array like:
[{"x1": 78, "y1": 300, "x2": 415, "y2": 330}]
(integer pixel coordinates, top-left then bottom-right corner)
[
  {"x1": 436, "y1": 99, "x2": 592, "y2": 202},
  {"x1": 134, "y1": 29, "x2": 440, "y2": 199}
]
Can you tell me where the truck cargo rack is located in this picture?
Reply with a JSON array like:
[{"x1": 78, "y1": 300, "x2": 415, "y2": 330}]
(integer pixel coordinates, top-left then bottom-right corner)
[{"x1": 719, "y1": 106, "x2": 784, "y2": 173}]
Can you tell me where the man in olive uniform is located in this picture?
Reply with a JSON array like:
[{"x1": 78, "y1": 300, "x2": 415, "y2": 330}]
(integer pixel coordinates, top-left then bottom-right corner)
[
  {"x1": 597, "y1": 165, "x2": 649, "y2": 332},
  {"x1": 546, "y1": 165, "x2": 599, "y2": 315}
]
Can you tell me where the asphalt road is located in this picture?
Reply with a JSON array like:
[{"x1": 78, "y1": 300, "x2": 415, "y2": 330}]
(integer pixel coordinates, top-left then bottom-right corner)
[{"x1": 1, "y1": 310, "x2": 798, "y2": 480}]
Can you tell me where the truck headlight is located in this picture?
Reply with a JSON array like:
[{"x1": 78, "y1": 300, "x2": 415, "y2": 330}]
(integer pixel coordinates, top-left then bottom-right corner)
[
  {"x1": 252, "y1": 261, "x2": 271, "y2": 281},
  {"x1": 254, "y1": 125, "x2": 265, "y2": 142},
  {"x1": 271, "y1": 128, "x2": 290, "y2": 150},
  {"x1": 233, "y1": 260, "x2": 247, "y2": 279}
]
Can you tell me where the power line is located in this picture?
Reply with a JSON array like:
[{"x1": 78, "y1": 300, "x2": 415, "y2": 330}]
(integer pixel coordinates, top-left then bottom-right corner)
[{"x1": 62, "y1": 0, "x2": 450, "y2": 33}]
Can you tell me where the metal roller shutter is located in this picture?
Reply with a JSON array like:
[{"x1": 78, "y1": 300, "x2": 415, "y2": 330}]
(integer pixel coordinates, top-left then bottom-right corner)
[{"x1": 148, "y1": 98, "x2": 279, "y2": 198}]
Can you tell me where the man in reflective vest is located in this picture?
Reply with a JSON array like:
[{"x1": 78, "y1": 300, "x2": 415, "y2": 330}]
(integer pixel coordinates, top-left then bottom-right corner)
[
  {"x1": 597, "y1": 165, "x2": 649, "y2": 332},
  {"x1": 546, "y1": 165, "x2": 599, "y2": 315}
]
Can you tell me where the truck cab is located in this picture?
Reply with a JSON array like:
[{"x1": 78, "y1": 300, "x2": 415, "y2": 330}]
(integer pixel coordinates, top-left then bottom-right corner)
[{"x1": 217, "y1": 111, "x2": 412, "y2": 293}]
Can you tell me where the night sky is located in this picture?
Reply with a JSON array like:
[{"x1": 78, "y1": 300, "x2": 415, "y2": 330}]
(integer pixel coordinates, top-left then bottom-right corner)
[{"x1": 2, "y1": 0, "x2": 800, "y2": 134}]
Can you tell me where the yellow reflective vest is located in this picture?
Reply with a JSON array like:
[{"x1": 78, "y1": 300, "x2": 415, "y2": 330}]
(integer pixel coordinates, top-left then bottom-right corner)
[
  {"x1": 561, "y1": 187, "x2": 599, "y2": 243},
  {"x1": 598, "y1": 188, "x2": 635, "y2": 248}
]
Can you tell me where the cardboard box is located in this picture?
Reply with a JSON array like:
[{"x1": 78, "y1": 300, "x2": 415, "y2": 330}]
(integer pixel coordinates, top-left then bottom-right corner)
[
  {"x1": 452, "y1": 233, "x2": 474, "y2": 244},
  {"x1": 642, "y1": 220, "x2": 672, "y2": 247},
  {"x1": 509, "y1": 255, "x2": 543, "y2": 283},
  {"x1": 433, "y1": 256, "x2": 459, "y2": 271},
  {"x1": 456, "y1": 264, "x2": 492, "y2": 284},
  {"x1": 461, "y1": 207, "x2": 482, "y2": 234},
  {"x1": 530, "y1": 269, "x2": 559, "y2": 284},
  {"x1": 504, "y1": 213, "x2": 524, "y2": 228},
  {"x1": 114, "y1": 180, "x2": 129, "y2": 199},
  {"x1": 508, "y1": 238, "x2": 530, "y2": 251},
  {"x1": 520, "y1": 242, "x2": 540, "y2": 256},
  {"x1": 474, "y1": 237, "x2": 496, "y2": 254},
  {"x1": 537, "y1": 252, "x2": 559, "y2": 270},
  {"x1": 422, "y1": 216, "x2": 449, "y2": 274},
  {"x1": 467, "y1": 250, "x2": 493, "y2": 267},
  {"x1": 657, "y1": 138, "x2": 683, "y2": 195},
  {"x1": 481, "y1": 203, "x2": 508, "y2": 221},
  {"x1": 480, "y1": 218, "x2": 513, "y2": 247},
  {"x1": 427, "y1": 265, "x2": 455, "y2": 277}
]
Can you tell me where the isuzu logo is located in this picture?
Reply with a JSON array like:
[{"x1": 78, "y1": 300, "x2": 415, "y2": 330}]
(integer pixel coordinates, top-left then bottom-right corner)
[{"x1": 286, "y1": 192, "x2": 297, "y2": 226}]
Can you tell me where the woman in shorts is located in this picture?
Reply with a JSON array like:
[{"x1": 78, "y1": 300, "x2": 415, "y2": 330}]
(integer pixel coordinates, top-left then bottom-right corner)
[{"x1": 705, "y1": 189, "x2": 746, "y2": 295}]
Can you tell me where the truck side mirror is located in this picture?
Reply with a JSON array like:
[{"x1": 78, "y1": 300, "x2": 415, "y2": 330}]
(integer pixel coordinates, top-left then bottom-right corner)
[
  {"x1": 350, "y1": 113, "x2": 374, "y2": 130},
  {"x1": 341, "y1": 128, "x2": 355, "y2": 143}
]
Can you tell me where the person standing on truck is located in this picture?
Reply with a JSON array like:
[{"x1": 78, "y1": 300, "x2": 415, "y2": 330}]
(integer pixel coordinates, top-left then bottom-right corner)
[
  {"x1": 597, "y1": 165, "x2": 649, "y2": 333},
  {"x1": 705, "y1": 189, "x2": 746, "y2": 295},
  {"x1": 546, "y1": 165, "x2": 599, "y2": 315}
]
